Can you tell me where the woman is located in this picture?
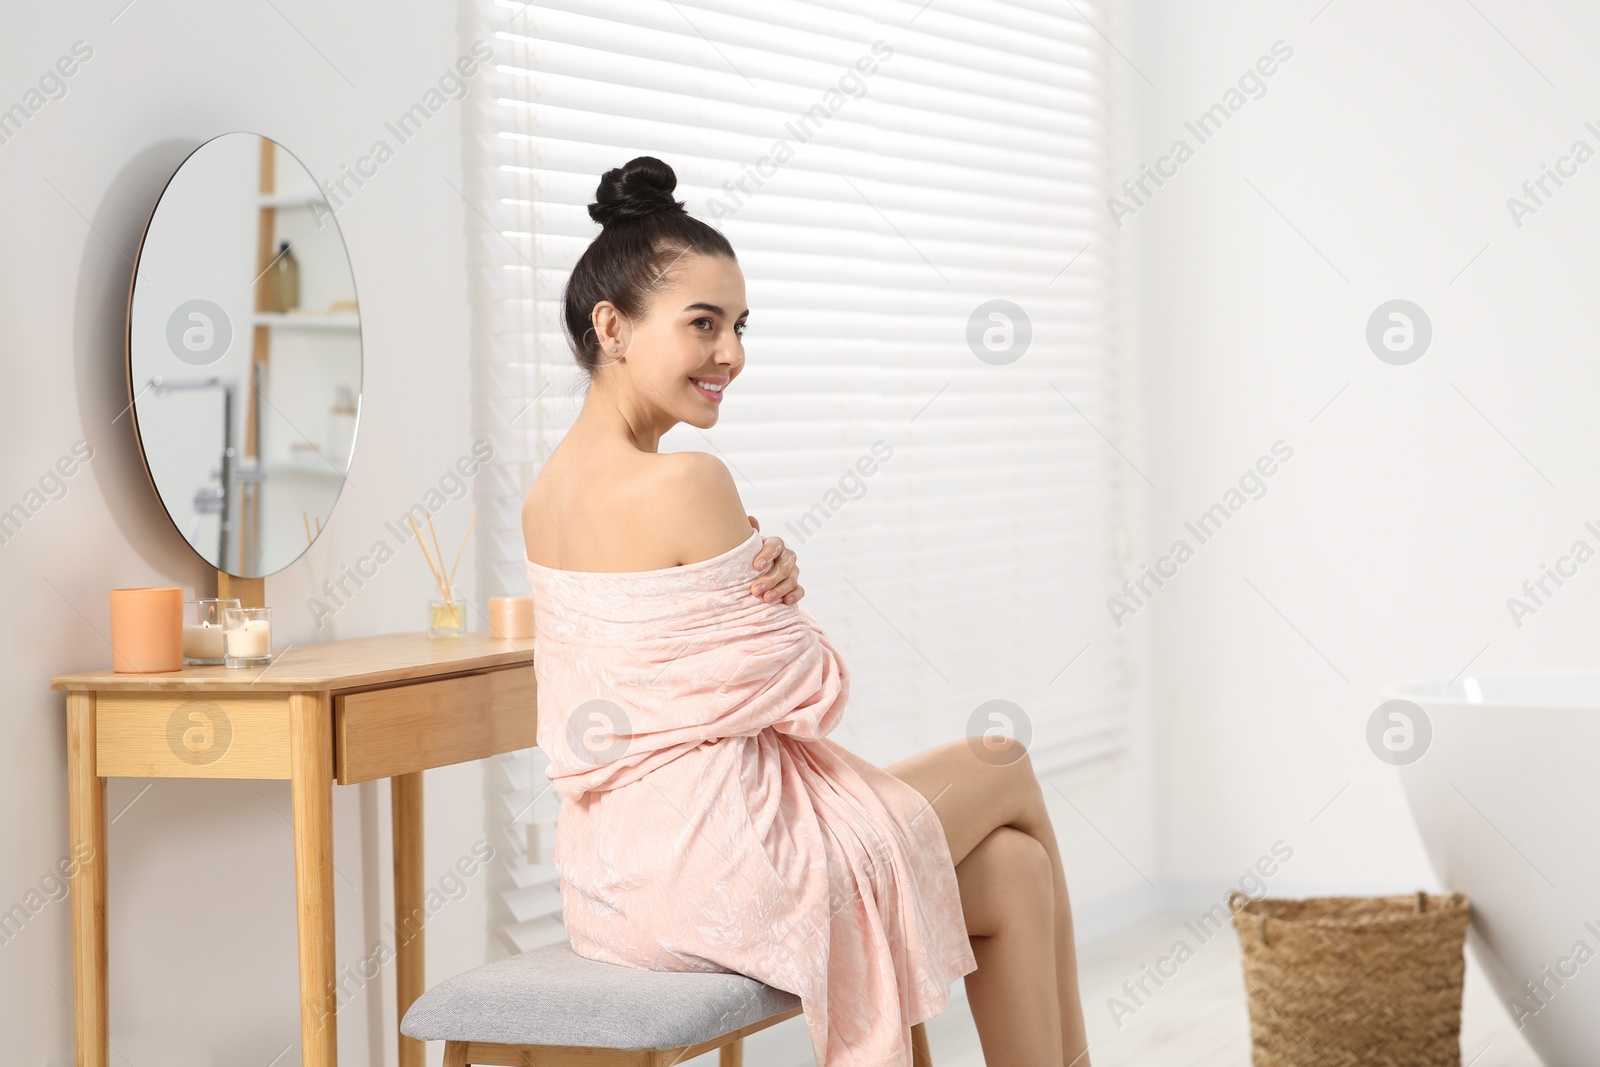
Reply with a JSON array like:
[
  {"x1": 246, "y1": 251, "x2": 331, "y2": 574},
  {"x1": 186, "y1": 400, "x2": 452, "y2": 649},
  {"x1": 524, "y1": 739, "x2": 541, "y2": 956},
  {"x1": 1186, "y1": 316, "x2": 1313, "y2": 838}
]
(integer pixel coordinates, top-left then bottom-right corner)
[{"x1": 523, "y1": 155, "x2": 1091, "y2": 1067}]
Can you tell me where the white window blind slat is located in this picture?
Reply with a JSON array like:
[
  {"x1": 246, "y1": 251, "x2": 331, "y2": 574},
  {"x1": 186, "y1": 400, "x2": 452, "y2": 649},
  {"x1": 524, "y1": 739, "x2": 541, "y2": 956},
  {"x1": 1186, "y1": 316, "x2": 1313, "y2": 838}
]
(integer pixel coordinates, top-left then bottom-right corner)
[
  {"x1": 496, "y1": 1, "x2": 1105, "y2": 89},
  {"x1": 464, "y1": 0, "x2": 1133, "y2": 955}
]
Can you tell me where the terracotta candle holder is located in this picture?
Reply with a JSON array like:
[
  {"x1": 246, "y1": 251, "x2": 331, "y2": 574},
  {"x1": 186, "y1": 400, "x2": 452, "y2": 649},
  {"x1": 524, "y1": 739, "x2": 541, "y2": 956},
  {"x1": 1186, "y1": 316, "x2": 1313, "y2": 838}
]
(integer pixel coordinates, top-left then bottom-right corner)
[
  {"x1": 489, "y1": 595, "x2": 533, "y2": 640},
  {"x1": 109, "y1": 586, "x2": 184, "y2": 673}
]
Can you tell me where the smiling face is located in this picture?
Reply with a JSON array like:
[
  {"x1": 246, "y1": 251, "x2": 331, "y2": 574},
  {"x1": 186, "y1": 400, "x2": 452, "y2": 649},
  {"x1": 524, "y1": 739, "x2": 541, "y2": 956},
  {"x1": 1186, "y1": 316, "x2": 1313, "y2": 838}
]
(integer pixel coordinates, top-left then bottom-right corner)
[{"x1": 592, "y1": 251, "x2": 748, "y2": 433}]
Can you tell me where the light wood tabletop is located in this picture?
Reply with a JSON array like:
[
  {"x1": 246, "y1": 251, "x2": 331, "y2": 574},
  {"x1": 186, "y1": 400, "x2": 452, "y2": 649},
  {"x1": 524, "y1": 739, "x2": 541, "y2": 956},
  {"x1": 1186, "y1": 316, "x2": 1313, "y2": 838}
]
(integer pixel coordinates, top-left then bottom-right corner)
[{"x1": 52, "y1": 630, "x2": 536, "y2": 691}]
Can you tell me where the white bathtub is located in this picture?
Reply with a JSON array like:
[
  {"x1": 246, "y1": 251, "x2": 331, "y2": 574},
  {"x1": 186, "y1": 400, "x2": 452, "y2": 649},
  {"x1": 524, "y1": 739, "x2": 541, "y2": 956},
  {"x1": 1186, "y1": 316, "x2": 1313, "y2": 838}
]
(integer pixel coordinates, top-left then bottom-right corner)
[{"x1": 1384, "y1": 671, "x2": 1600, "y2": 1067}]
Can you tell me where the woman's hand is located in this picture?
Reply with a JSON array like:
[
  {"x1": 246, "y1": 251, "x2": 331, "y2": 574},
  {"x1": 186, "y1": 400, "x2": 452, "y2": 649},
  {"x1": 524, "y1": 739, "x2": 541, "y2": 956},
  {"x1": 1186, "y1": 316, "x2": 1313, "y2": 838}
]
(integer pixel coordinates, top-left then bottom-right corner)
[{"x1": 747, "y1": 515, "x2": 803, "y2": 605}]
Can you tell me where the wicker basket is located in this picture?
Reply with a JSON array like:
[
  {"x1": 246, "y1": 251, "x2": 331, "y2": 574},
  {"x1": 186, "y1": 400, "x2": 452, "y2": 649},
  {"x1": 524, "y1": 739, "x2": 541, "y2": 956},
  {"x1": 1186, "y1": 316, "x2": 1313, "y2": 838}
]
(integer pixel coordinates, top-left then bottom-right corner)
[{"x1": 1229, "y1": 890, "x2": 1471, "y2": 1067}]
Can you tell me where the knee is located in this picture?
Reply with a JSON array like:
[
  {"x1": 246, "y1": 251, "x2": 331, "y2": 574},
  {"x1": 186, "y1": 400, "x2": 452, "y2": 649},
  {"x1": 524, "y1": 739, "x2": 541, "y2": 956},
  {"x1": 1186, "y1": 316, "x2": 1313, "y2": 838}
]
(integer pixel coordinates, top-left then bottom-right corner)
[
  {"x1": 984, "y1": 737, "x2": 1045, "y2": 810},
  {"x1": 969, "y1": 734, "x2": 1036, "y2": 782},
  {"x1": 984, "y1": 735, "x2": 1030, "y2": 767},
  {"x1": 990, "y1": 826, "x2": 1054, "y2": 902},
  {"x1": 959, "y1": 826, "x2": 1054, "y2": 937}
]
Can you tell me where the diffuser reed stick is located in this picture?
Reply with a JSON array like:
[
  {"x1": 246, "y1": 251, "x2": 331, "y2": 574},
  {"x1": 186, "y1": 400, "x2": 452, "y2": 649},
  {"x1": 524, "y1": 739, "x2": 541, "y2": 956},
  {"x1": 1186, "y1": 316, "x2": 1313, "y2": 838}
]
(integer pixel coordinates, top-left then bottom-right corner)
[
  {"x1": 446, "y1": 513, "x2": 476, "y2": 600},
  {"x1": 408, "y1": 515, "x2": 448, "y2": 600},
  {"x1": 425, "y1": 513, "x2": 449, "y2": 597}
]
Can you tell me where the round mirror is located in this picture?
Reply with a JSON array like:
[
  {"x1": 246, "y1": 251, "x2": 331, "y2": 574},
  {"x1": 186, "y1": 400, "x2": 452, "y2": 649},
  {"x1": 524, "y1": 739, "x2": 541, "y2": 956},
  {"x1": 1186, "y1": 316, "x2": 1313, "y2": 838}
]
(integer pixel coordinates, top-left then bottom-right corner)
[{"x1": 127, "y1": 132, "x2": 362, "y2": 579}]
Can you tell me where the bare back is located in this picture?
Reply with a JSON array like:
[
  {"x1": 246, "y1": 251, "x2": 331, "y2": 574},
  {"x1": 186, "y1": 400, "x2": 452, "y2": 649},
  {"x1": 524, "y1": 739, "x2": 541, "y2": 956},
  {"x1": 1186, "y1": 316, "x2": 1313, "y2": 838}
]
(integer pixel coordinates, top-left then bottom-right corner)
[{"x1": 523, "y1": 434, "x2": 754, "y2": 573}]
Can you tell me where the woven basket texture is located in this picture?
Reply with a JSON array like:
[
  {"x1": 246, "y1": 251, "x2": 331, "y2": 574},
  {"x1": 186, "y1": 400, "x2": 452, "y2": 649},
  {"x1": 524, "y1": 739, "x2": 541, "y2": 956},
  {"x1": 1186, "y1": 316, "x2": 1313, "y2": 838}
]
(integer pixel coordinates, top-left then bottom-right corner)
[{"x1": 1230, "y1": 891, "x2": 1471, "y2": 1067}]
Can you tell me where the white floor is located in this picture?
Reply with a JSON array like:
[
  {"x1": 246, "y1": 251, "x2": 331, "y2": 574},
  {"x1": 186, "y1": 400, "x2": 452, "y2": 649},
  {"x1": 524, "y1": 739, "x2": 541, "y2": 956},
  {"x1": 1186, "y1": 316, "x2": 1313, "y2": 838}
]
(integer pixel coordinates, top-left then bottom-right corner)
[{"x1": 921, "y1": 909, "x2": 1542, "y2": 1067}]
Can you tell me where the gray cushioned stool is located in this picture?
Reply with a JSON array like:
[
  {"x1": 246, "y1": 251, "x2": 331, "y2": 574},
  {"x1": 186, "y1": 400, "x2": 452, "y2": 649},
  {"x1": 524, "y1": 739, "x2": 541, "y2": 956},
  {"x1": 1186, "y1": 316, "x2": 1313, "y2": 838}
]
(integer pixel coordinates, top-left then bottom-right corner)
[{"x1": 400, "y1": 938, "x2": 933, "y2": 1066}]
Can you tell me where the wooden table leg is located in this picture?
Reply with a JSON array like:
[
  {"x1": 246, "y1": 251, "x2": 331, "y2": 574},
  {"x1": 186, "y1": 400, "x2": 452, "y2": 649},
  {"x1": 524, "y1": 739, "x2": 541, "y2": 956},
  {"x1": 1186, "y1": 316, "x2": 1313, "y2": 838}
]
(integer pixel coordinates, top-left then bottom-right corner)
[
  {"x1": 290, "y1": 692, "x2": 337, "y2": 1066},
  {"x1": 392, "y1": 772, "x2": 425, "y2": 1067},
  {"x1": 66, "y1": 691, "x2": 108, "y2": 1067}
]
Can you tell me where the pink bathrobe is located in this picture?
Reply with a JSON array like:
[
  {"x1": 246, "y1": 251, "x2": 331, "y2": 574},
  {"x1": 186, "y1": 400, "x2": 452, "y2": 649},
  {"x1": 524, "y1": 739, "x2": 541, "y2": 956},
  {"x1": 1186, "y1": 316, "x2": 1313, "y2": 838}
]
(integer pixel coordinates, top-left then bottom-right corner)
[{"x1": 526, "y1": 527, "x2": 977, "y2": 1066}]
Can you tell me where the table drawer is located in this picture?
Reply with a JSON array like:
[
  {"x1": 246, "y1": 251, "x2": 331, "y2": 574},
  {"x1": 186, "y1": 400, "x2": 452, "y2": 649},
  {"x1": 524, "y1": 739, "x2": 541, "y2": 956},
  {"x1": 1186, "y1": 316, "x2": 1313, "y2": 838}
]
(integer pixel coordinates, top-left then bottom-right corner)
[
  {"x1": 334, "y1": 663, "x2": 536, "y2": 784},
  {"x1": 96, "y1": 693, "x2": 292, "y2": 779}
]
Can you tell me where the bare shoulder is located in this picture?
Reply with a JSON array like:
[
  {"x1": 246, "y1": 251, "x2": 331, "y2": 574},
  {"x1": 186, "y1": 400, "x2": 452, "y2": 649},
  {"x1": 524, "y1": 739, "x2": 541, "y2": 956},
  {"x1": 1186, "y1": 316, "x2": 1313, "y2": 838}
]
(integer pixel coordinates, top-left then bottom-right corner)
[
  {"x1": 522, "y1": 447, "x2": 754, "y2": 570},
  {"x1": 647, "y1": 451, "x2": 755, "y2": 565},
  {"x1": 653, "y1": 450, "x2": 736, "y2": 497}
]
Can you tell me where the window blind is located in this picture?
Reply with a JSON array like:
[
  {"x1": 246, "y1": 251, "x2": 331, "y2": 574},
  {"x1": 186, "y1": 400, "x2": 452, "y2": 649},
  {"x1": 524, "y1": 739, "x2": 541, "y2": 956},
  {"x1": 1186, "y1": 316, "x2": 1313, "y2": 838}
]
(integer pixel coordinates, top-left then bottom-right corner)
[{"x1": 462, "y1": 0, "x2": 1133, "y2": 954}]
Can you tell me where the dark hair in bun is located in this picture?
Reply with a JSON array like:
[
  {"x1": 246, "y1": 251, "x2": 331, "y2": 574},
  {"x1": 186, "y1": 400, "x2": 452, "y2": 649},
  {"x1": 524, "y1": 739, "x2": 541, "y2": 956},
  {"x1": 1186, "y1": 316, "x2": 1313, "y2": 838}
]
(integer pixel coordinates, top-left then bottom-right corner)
[
  {"x1": 587, "y1": 155, "x2": 683, "y2": 226},
  {"x1": 563, "y1": 155, "x2": 736, "y2": 377}
]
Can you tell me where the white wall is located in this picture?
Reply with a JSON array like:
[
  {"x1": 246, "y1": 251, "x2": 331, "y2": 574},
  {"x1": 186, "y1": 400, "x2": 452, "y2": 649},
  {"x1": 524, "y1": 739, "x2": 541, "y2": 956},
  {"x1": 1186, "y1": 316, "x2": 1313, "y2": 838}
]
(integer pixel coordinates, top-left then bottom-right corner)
[
  {"x1": 1120, "y1": 0, "x2": 1600, "y2": 904},
  {"x1": 0, "y1": 3, "x2": 491, "y2": 1064}
]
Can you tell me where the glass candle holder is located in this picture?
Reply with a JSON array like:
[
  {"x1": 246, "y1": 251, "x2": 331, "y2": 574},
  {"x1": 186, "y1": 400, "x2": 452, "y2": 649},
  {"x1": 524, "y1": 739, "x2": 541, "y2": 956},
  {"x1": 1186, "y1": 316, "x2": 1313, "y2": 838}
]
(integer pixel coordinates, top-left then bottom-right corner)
[
  {"x1": 183, "y1": 597, "x2": 241, "y2": 666},
  {"x1": 429, "y1": 596, "x2": 466, "y2": 638},
  {"x1": 222, "y1": 606, "x2": 274, "y2": 668}
]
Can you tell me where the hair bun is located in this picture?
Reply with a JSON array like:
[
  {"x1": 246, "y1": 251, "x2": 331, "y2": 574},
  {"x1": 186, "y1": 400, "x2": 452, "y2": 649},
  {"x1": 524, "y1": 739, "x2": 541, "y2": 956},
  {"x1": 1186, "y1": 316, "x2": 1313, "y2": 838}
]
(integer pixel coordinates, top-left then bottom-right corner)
[{"x1": 589, "y1": 156, "x2": 684, "y2": 227}]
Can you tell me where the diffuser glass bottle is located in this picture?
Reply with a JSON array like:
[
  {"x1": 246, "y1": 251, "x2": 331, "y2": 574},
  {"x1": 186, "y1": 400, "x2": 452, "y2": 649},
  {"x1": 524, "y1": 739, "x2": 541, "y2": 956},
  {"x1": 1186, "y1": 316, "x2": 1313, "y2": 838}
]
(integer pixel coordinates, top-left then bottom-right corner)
[
  {"x1": 429, "y1": 596, "x2": 465, "y2": 638},
  {"x1": 411, "y1": 512, "x2": 474, "y2": 638}
]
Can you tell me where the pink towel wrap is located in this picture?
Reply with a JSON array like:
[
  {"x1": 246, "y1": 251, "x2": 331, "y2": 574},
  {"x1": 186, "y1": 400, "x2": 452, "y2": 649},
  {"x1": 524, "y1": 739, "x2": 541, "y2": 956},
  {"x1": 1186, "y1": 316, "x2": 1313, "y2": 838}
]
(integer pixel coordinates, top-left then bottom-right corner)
[{"x1": 526, "y1": 527, "x2": 977, "y2": 1066}]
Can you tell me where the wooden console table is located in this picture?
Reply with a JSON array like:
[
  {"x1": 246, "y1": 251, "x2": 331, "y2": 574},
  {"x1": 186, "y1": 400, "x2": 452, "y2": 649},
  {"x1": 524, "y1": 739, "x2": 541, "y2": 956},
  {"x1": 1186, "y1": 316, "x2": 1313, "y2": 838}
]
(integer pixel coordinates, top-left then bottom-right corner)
[{"x1": 52, "y1": 631, "x2": 539, "y2": 1067}]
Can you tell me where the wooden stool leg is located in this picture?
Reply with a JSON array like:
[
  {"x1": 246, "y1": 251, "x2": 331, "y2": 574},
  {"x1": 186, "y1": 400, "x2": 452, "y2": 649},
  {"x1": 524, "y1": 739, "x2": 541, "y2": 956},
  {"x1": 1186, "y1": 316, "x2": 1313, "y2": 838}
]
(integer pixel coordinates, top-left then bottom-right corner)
[
  {"x1": 720, "y1": 1035, "x2": 743, "y2": 1066},
  {"x1": 911, "y1": 1020, "x2": 932, "y2": 1066},
  {"x1": 443, "y1": 1040, "x2": 469, "y2": 1067}
]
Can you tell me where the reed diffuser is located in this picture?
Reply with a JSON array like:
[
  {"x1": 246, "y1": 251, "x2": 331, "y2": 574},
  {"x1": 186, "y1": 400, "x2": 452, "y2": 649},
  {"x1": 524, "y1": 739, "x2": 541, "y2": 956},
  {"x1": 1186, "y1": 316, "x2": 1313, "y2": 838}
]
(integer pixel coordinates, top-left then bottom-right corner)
[{"x1": 410, "y1": 511, "x2": 475, "y2": 637}]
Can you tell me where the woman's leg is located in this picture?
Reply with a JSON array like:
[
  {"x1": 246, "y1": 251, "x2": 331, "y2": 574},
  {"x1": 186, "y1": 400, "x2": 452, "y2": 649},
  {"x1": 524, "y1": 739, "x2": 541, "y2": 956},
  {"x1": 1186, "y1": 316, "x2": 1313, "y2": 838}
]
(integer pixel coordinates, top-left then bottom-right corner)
[
  {"x1": 953, "y1": 825, "x2": 1064, "y2": 1065},
  {"x1": 888, "y1": 737, "x2": 1091, "y2": 1066}
]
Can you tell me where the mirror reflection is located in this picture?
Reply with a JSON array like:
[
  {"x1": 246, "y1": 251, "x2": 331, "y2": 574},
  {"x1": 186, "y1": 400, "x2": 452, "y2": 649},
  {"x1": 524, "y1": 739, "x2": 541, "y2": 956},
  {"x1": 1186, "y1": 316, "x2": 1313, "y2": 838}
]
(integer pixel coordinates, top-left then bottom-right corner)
[{"x1": 128, "y1": 132, "x2": 361, "y2": 579}]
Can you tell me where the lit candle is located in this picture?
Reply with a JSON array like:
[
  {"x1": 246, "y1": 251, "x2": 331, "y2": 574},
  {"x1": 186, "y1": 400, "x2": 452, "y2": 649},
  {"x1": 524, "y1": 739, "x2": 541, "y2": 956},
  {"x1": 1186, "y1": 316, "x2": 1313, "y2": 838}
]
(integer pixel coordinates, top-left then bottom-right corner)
[
  {"x1": 183, "y1": 621, "x2": 225, "y2": 660},
  {"x1": 224, "y1": 618, "x2": 271, "y2": 659}
]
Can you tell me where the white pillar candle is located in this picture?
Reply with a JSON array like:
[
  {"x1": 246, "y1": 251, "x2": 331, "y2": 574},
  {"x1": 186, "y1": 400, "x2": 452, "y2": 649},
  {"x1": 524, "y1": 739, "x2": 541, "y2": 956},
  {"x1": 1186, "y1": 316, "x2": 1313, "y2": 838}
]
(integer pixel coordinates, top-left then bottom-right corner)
[
  {"x1": 224, "y1": 618, "x2": 271, "y2": 658},
  {"x1": 183, "y1": 621, "x2": 225, "y2": 659}
]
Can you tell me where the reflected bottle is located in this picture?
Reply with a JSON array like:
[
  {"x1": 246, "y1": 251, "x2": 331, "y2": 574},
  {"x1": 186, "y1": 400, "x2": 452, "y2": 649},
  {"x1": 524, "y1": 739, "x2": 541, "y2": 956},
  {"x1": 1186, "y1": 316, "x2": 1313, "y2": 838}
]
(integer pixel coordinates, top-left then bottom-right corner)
[{"x1": 269, "y1": 240, "x2": 300, "y2": 312}]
